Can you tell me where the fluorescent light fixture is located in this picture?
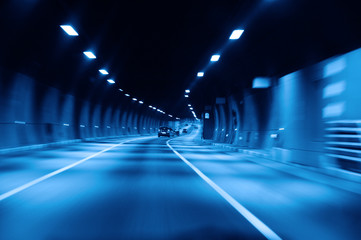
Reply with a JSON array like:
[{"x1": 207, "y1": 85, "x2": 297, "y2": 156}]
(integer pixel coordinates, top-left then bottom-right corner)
[
  {"x1": 119, "y1": 89, "x2": 123, "y2": 91},
  {"x1": 185, "y1": 89, "x2": 190, "y2": 93},
  {"x1": 132, "y1": 98, "x2": 137, "y2": 101},
  {"x1": 99, "y1": 69, "x2": 109, "y2": 75},
  {"x1": 60, "y1": 25, "x2": 78, "y2": 36},
  {"x1": 149, "y1": 105, "x2": 153, "y2": 108},
  {"x1": 190, "y1": 107, "x2": 193, "y2": 110},
  {"x1": 152, "y1": 107, "x2": 156, "y2": 110},
  {"x1": 107, "y1": 79, "x2": 115, "y2": 84},
  {"x1": 185, "y1": 95, "x2": 189, "y2": 98},
  {"x1": 188, "y1": 104, "x2": 191, "y2": 107},
  {"x1": 83, "y1": 51, "x2": 96, "y2": 59},
  {"x1": 210, "y1": 54, "x2": 220, "y2": 62},
  {"x1": 176, "y1": 117, "x2": 180, "y2": 120},
  {"x1": 139, "y1": 101, "x2": 144, "y2": 104},
  {"x1": 229, "y1": 29, "x2": 244, "y2": 40},
  {"x1": 125, "y1": 93, "x2": 130, "y2": 97},
  {"x1": 168, "y1": 114, "x2": 173, "y2": 117},
  {"x1": 197, "y1": 72, "x2": 204, "y2": 77}
]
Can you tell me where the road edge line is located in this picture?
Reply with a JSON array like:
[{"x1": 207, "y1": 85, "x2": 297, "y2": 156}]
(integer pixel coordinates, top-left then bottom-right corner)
[{"x1": 166, "y1": 139, "x2": 282, "y2": 240}]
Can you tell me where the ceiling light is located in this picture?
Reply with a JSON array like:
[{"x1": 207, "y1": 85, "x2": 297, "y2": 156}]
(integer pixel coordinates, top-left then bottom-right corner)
[
  {"x1": 99, "y1": 69, "x2": 109, "y2": 75},
  {"x1": 229, "y1": 29, "x2": 244, "y2": 40},
  {"x1": 210, "y1": 54, "x2": 220, "y2": 62},
  {"x1": 132, "y1": 98, "x2": 137, "y2": 101},
  {"x1": 83, "y1": 51, "x2": 96, "y2": 59},
  {"x1": 107, "y1": 79, "x2": 115, "y2": 84},
  {"x1": 188, "y1": 104, "x2": 191, "y2": 107},
  {"x1": 190, "y1": 107, "x2": 193, "y2": 110},
  {"x1": 197, "y1": 72, "x2": 204, "y2": 77},
  {"x1": 185, "y1": 95, "x2": 189, "y2": 98},
  {"x1": 185, "y1": 89, "x2": 190, "y2": 93},
  {"x1": 149, "y1": 105, "x2": 153, "y2": 108},
  {"x1": 125, "y1": 94, "x2": 130, "y2": 97},
  {"x1": 60, "y1": 25, "x2": 78, "y2": 36},
  {"x1": 119, "y1": 89, "x2": 123, "y2": 91},
  {"x1": 139, "y1": 101, "x2": 144, "y2": 104}
]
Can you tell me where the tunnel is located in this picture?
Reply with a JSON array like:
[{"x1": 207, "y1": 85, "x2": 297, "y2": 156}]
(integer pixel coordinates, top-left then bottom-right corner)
[{"x1": 1, "y1": 1, "x2": 361, "y2": 239}]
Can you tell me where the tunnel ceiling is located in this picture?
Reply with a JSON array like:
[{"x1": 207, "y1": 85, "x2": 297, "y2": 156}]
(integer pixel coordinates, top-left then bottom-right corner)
[{"x1": 1, "y1": 0, "x2": 361, "y2": 119}]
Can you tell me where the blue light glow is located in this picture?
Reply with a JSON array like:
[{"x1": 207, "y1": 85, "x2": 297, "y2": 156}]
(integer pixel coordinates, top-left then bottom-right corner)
[
  {"x1": 185, "y1": 89, "x2": 190, "y2": 93},
  {"x1": 185, "y1": 95, "x2": 189, "y2": 98},
  {"x1": 107, "y1": 79, "x2": 115, "y2": 84},
  {"x1": 197, "y1": 72, "x2": 204, "y2": 77}
]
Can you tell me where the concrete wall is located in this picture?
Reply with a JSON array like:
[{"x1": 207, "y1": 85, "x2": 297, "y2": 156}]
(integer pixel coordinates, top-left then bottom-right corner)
[
  {"x1": 0, "y1": 69, "x2": 164, "y2": 149},
  {"x1": 206, "y1": 47, "x2": 361, "y2": 172}
]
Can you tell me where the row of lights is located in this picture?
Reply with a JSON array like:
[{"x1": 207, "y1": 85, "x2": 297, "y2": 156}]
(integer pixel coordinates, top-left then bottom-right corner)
[
  {"x1": 60, "y1": 25, "x2": 180, "y2": 120},
  {"x1": 184, "y1": 29, "x2": 245, "y2": 119},
  {"x1": 187, "y1": 104, "x2": 199, "y2": 121}
]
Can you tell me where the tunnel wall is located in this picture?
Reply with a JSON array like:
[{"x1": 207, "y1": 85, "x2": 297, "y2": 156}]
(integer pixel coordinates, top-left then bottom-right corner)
[
  {"x1": 0, "y1": 70, "x2": 163, "y2": 150},
  {"x1": 208, "y1": 47, "x2": 361, "y2": 171}
]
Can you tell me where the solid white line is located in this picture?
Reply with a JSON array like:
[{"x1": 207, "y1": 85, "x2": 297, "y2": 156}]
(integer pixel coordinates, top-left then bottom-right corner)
[
  {"x1": 166, "y1": 140, "x2": 282, "y2": 240},
  {"x1": 0, "y1": 137, "x2": 152, "y2": 201}
]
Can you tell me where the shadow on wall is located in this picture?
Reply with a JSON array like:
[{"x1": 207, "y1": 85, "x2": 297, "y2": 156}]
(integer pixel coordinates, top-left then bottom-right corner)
[
  {"x1": 205, "y1": 47, "x2": 361, "y2": 174},
  {"x1": 0, "y1": 70, "x2": 162, "y2": 149}
]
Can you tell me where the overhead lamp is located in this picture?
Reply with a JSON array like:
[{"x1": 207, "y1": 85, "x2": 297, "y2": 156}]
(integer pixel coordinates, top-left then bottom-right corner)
[
  {"x1": 168, "y1": 114, "x2": 173, "y2": 117},
  {"x1": 185, "y1": 95, "x2": 189, "y2": 98},
  {"x1": 185, "y1": 89, "x2": 190, "y2": 93},
  {"x1": 152, "y1": 107, "x2": 156, "y2": 110},
  {"x1": 107, "y1": 79, "x2": 115, "y2": 84},
  {"x1": 139, "y1": 101, "x2": 144, "y2": 104},
  {"x1": 119, "y1": 89, "x2": 123, "y2": 92},
  {"x1": 197, "y1": 72, "x2": 204, "y2": 77},
  {"x1": 190, "y1": 107, "x2": 193, "y2": 110},
  {"x1": 210, "y1": 54, "x2": 220, "y2": 62},
  {"x1": 132, "y1": 98, "x2": 137, "y2": 101},
  {"x1": 149, "y1": 105, "x2": 153, "y2": 108},
  {"x1": 229, "y1": 29, "x2": 244, "y2": 40},
  {"x1": 125, "y1": 93, "x2": 130, "y2": 97},
  {"x1": 83, "y1": 51, "x2": 96, "y2": 59},
  {"x1": 99, "y1": 69, "x2": 109, "y2": 75},
  {"x1": 188, "y1": 104, "x2": 191, "y2": 107},
  {"x1": 60, "y1": 25, "x2": 78, "y2": 36}
]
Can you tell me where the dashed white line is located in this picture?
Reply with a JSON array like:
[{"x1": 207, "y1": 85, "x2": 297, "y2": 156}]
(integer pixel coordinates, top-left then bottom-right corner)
[
  {"x1": 0, "y1": 136, "x2": 152, "y2": 201},
  {"x1": 167, "y1": 139, "x2": 282, "y2": 240}
]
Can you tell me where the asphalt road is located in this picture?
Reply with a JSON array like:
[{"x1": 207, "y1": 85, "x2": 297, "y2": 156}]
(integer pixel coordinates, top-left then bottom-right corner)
[{"x1": 1, "y1": 131, "x2": 361, "y2": 240}]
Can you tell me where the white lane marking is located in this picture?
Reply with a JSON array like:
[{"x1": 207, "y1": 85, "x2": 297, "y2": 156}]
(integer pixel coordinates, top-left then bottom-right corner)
[
  {"x1": 167, "y1": 140, "x2": 282, "y2": 240},
  {"x1": 0, "y1": 137, "x2": 153, "y2": 201}
]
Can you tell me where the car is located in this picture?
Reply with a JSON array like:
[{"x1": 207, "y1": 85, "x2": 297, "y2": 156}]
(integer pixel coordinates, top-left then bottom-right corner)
[
  {"x1": 158, "y1": 127, "x2": 174, "y2": 137},
  {"x1": 182, "y1": 128, "x2": 188, "y2": 133}
]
